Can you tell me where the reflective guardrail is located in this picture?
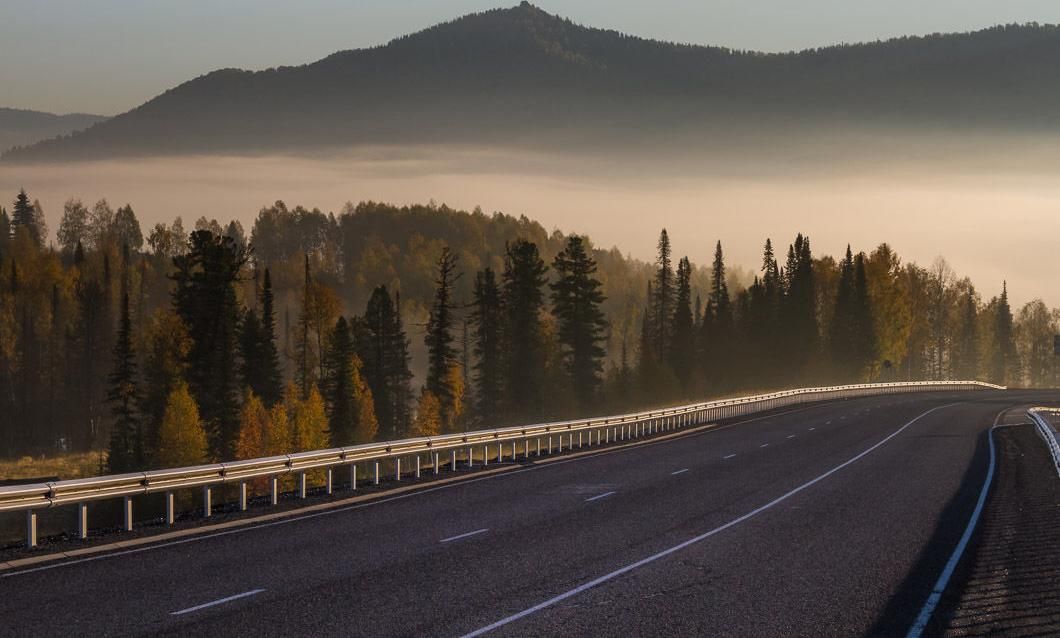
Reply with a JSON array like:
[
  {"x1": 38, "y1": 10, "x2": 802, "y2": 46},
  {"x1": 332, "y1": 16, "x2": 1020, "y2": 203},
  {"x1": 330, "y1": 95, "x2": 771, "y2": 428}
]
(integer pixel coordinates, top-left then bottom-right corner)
[
  {"x1": 2, "y1": 380, "x2": 1004, "y2": 549},
  {"x1": 1026, "y1": 407, "x2": 1060, "y2": 479}
]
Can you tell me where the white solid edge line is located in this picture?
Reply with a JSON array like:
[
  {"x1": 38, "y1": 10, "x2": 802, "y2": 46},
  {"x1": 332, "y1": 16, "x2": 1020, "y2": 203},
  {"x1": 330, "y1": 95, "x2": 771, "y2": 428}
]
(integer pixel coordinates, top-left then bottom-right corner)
[
  {"x1": 905, "y1": 408, "x2": 1004, "y2": 638},
  {"x1": 671, "y1": 469, "x2": 689, "y2": 475},
  {"x1": 585, "y1": 491, "x2": 616, "y2": 502},
  {"x1": 170, "y1": 589, "x2": 265, "y2": 616},
  {"x1": 440, "y1": 528, "x2": 490, "y2": 544},
  {"x1": 459, "y1": 402, "x2": 959, "y2": 638}
]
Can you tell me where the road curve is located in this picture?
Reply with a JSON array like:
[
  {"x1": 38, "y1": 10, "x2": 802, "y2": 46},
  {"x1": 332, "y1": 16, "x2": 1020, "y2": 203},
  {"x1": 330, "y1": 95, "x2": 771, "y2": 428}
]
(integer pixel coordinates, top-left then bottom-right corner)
[{"x1": 3, "y1": 390, "x2": 1057, "y2": 637}]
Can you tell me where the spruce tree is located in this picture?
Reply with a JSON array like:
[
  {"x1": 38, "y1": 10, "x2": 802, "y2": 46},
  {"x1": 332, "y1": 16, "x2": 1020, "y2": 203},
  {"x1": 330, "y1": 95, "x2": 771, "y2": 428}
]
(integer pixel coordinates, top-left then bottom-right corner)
[
  {"x1": 11, "y1": 189, "x2": 43, "y2": 246},
  {"x1": 502, "y1": 238, "x2": 548, "y2": 421},
  {"x1": 471, "y1": 267, "x2": 503, "y2": 425},
  {"x1": 669, "y1": 256, "x2": 695, "y2": 389},
  {"x1": 424, "y1": 247, "x2": 461, "y2": 425},
  {"x1": 829, "y1": 246, "x2": 857, "y2": 378},
  {"x1": 550, "y1": 235, "x2": 608, "y2": 409},
  {"x1": 107, "y1": 291, "x2": 141, "y2": 472},
  {"x1": 851, "y1": 252, "x2": 876, "y2": 376},
  {"x1": 171, "y1": 230, "x2": 249, "y2": 460},
  {"x1": 652, "y1": 229, "x2": 675, "y2": 358},
  {"x1": 991, "y1": 282, "x2": 1016, "y2": 385},
  {"x1": 324, "y1": 317, "x2": 377, "y2": 445},
  {"x1": 259, "y1": 268, "x2": 282, "y2": 405},
  {"x1": 952, "y1": 290, "x2": 979, "y2": 379},
  {"x1": 362, "y1": 286, "x2": 413, "y2": 440}
]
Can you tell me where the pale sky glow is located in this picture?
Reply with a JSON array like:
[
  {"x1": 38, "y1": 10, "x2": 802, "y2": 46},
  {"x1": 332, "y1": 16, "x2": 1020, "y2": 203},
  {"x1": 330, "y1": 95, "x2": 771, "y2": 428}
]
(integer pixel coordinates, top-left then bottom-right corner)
[{"x1": 3, "y1": 0, "x2": 1060, "y2": 115}]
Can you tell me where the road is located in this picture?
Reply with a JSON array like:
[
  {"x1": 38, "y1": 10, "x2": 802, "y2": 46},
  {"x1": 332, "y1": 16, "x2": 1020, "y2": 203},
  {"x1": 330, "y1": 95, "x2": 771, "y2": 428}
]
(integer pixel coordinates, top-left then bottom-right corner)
[{"x1": 2, "y1": 390, "x2": 1057, "y2": 637}]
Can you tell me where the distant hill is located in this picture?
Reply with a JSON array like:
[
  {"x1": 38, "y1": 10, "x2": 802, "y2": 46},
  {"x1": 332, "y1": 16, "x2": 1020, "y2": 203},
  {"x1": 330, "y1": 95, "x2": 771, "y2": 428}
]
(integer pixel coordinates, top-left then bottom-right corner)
[
  {"x1": 0, "y1": 108, "x2": 107, "y2": 155},
  {"x1": 6, "y1": 2, "x2": 1060, "y2": 161}
]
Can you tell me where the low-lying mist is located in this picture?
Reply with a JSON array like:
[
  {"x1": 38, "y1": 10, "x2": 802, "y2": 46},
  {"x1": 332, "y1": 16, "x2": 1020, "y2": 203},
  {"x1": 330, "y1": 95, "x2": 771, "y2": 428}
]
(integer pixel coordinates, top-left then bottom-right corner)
[{"x1": 2, "y1": 128, "x2": 1057, "y2": 307}]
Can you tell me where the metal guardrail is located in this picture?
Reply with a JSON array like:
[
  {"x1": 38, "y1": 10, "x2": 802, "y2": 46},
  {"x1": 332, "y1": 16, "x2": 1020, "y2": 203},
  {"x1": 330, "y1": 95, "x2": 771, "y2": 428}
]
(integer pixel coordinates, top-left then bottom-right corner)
[
  {"x1": 2, "y1": 380, "x2": 1003, "y2": 549},
  {"x1": 1026, "y1": 407, "x2": 1060, "y2": 479}
]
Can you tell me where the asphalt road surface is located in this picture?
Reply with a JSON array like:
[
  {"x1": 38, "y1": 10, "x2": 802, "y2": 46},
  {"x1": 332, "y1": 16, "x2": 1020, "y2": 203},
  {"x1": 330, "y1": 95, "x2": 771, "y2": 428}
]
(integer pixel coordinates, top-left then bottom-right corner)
[{"x1": 3, "y1": 389, "x2": 1058, "y2": 637}]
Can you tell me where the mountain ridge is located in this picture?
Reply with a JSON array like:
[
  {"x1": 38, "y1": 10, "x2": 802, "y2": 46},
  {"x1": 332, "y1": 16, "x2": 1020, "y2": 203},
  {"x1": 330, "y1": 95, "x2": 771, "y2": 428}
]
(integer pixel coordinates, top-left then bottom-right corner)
[{"x1": 6, "y1": 3, "x2": 1060, "y2": 162}]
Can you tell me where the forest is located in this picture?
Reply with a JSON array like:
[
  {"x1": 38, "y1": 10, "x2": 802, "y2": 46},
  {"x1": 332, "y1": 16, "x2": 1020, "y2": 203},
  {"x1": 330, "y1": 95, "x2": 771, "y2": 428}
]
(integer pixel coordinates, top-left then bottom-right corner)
[{"x1": 0, "y1": 188, "x2": 1050, "y2": 476}]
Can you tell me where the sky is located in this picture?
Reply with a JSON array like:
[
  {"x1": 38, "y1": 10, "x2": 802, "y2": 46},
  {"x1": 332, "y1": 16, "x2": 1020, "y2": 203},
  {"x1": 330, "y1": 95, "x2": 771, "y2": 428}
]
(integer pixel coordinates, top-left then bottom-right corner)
[{"x1": 4, "y1": 0, "x2": 1060, "y2": 115}]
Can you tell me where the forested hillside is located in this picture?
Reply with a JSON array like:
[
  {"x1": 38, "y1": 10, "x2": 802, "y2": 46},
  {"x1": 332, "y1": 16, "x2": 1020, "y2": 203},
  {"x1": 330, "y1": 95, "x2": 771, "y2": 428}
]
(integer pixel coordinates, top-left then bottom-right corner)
[
  {"x1": 0, "y1": 108, "x2": 106, "y2": 155},
  {"x1": 0, "y1": 189, "x2": 1049, "y2": 475},
  {"x1": 8, "y1": 3, "x2": 1060, "y2": 160}
]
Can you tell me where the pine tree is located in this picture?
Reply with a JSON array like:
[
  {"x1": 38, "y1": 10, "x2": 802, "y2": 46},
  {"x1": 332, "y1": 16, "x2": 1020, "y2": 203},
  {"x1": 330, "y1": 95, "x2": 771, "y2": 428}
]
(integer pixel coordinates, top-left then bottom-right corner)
[
  {"x1": 171, "y1": 230, "x2": 249, "y2": 460},
  {"x1": 11, "y1": 189, "x2": 44, "y2": 247},
  {"x1": 991, "y1": 282, "x2": 1017, "y2": 385},
  {"x1": 297, "y1": 254, "x2": 313, "y2": 398},
  {"x1": 107, "y1": 291, "x2": 141, "y2": 472},
  {"x1": 424, "y1": 247, "x2": 461, "y2": 425},
  {"x1": 669, "y1": 256, "x2": 695, "y2": 389},
  {"x1": 471, "y1": 267, "x2": 503, "y2": 425},
  {"x1": 155, "y1": 382, "x2": 207, "y2": 468},
  {"x1": 781, "y1": 233, "x2": 818, "y2": 373},
  {"x1": 259, "y1": 268, "x2": 283, "y2": 405},
  {"x1": 239, "y1": 308, "x2": 265, "y2": 394},
  {"x1": 362, "y1": 286, "x2": 413, "y2": 440},
  {"x1": 501, "y1": 238, "x2": 549, "y2": 422},
  {"x1": 851, "y1": 252, "x2": 877, "y2": 377},
  {"x1": 829, "y1": 246, "x2": 857, "y2": 378},
  {"x1": 652, "y1": 229, "x2": 675, "y2": 358},
  {"x1": 325, "y1": 317, "x2": 379, "y2": 446},
  {"x1": 551, "y1": 235, "x2": 609, "y2": 409},
  {"x1": 952, "y1": 290, "x2": 979, "y2": 379}
]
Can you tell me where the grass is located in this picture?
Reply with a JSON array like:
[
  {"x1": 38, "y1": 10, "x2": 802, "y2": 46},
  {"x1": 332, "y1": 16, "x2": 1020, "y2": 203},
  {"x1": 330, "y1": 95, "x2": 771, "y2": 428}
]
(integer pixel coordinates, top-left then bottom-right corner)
[{"x1": 0, "y1": 451, "x2": 105, "y2": 482}]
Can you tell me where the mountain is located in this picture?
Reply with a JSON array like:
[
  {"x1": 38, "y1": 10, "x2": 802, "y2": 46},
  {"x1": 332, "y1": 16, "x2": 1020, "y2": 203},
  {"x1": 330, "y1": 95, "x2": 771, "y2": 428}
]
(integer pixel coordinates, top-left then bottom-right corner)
[
  {"x1": 6, "y1": 2, "x2": 1060, "y2": 161},
  {"x1": 0, "y1": 108, "x2": 108, "y2": 155}
]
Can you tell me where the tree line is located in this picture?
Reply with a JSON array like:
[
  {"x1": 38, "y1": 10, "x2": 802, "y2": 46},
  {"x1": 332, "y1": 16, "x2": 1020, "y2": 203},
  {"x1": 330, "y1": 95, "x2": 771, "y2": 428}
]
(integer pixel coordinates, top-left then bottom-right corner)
[{"x1": 0, "y1": 188, "x2": 1048, "y2": 473}]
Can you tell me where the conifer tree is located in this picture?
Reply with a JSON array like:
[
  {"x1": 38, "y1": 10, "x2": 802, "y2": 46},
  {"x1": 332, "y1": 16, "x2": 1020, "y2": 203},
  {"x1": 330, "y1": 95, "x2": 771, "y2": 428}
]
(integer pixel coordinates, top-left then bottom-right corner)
[
  {"x1": 362, "y1": 286, "x2": 413, "y2": 440},
  {"x1": 669, "y1": 256, "x2": 695, "y2": 389},
  {"x1": 325, "y1": 316, "x2": 378, "y2": 446},
  {"x1": 652, "y1": 229, "x2": 674, "y2": 358},
  {"x1": 171, "y1": 230, "x2": 249, "y2": 460},
  {"x1": 259, "y1": 268, "x2": 283, "y2": 404},
  {"x1": 471, "y1": 267, "x2": 503, "y2": 425},
  {"x1": 952, "y1": 290, "x2": 979, "y2": 379},
  {"x1": 107, "y1": 291, "x2": 141, "y2": 472},
  {"x1": 11, "y1": 189, "x2": 44, "y2": 247},
  {"x1": 424, "y1": 247, "x2": 461, "y2": 425},
  {"x1": 501, "y1": 238, "x2": 548, "y2": 421},
  {"x1": 551, "y1": 235, "x2": 608, "y2": 409},
  {"x1": 990, "y1": 282, "x2": 1017, "y2": 385}
]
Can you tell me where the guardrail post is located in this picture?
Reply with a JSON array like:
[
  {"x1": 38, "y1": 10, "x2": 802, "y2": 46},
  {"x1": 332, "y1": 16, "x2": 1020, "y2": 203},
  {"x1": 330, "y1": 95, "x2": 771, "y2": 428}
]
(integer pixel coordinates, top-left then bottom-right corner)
[
  {"x1": 374, "y1": 461, "x2": 381, "y2": 484},
  {"x1": 26, "y1": 510, "x2": 37, "y2": 549},
  {"x1": 123, "y1": 496, "x2": 134, "y2": 531},
  {"x1": 396, "y1": 458, "x2": 403, "y2": 480},
  {"x1": 547, "y1": 436, "x2": 553, "y2": 454},
  {"x1": 299, "y1": 471, "x2": 308, "y2": 496},
  {"x1": 451, "y1": 450, "x2": 458, "y2": 470},
  {"x1": 350, "y1": 464, "x2": 357, "y2": 491},
  {"x1": 415, "y1": 456, "x2": 421, "y2": 478},
  {"x1": 326, "y1": 469, "x2": 334, "y2": 495},
  {"x1": 239, "y1": 482, "x2": 248, "y2": 511},
  {"x1": 270, "y1": 477, "x2": 279, "y2": 505},
  {"x1": 77, "y1": 502, "x2": 88, "y2": 540},
  {"x1": 165, "y1": 491, "x2": 175, "y2": 524},
  {"x1": 433, "y1": 452, "x2": 440, "y2": 475},
  {"x1": 483, "y1": 446, "x2": 488, "y2": 466},
  {"x1": 203, "y1": 486, "x2": 212, "y2": 516},
  {"x1": 524, "y1": 439, "x2": 530, "y2": 459},
  {"x1": 579, "y1": 432, "x2": 583, "y2": 448},
  {"x1": 498, "y1": 445, "x2": 504, "y2": 463}
]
